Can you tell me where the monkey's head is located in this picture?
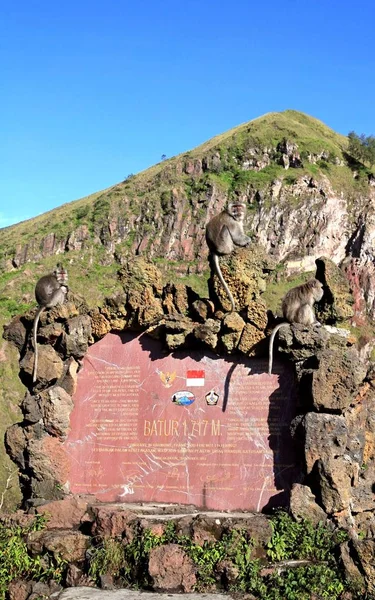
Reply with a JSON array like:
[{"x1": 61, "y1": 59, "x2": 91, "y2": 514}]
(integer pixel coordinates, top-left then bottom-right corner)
[
  {"x1": 227, "y1": 202, "x2": 246, "y2": 221},
  {"x1": 54, "y1": 264, "x2": 69, "y2": 286},
  {"x1": 308, "y1": 278, "x2": 324, "y2": 302}
]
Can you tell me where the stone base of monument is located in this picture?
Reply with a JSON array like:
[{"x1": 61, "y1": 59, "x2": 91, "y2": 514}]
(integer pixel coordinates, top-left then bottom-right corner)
[{"x1": 24, "y1": 496, "x2": 272, "y2": 592}]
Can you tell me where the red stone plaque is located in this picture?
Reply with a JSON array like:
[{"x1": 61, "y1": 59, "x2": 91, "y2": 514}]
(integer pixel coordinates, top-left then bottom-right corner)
[{"x1": 63, "y1": 332, "x2": 298, "y2": 511}]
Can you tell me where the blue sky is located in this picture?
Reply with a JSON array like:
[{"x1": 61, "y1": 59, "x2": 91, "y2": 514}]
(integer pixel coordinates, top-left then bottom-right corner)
[{"x1": 1, "y1": 0, "x2": 374, "y2": 228}]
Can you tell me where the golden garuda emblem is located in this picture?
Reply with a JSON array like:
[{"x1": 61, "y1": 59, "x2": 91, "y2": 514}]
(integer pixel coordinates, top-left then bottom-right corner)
[{"x1": 158, "y1": 370, "x2": 177, "y2": 388}]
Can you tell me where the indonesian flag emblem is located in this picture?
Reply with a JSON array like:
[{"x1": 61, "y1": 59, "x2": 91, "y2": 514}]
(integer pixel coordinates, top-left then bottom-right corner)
[{"x1": 186, "y1": 369, "x2": 205, "y2": 387}]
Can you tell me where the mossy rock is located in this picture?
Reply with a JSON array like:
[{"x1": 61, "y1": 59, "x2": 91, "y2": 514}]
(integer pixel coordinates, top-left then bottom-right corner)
[
  {"x1": 208, "y1": 244, "x2": 274, "y2": 313},
  {"x1": 118, "y1": 257, "x2": 164, "y2": 296},
  {"x1": 315, "y1": 257, "x2": 354, "y2": 324}
]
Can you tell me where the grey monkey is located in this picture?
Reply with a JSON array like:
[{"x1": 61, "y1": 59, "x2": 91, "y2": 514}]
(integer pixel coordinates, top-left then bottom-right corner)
[
  {"x1": 268, "y1": 278, "x2": 324, "y2": 375},
  {"x1": 32, "y1": 264, "x2": 69, "y2": 383},
  {"x1": 206, "y1": 202, "x2": 251, "y2": 312}
]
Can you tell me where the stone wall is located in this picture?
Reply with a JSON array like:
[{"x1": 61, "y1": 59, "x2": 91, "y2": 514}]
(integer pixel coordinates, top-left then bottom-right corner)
[{"x1": 2, "y1": 250, "x2": 375, "y2": 592}]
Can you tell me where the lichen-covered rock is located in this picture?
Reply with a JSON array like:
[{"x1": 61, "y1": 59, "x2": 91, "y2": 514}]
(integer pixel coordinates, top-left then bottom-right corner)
[
  {"x1": 59, "y1": 357, "x2": 79, "y2": 396},
  {"x1": 303, "y1": 413, "x2": 347, "y2": 475},
  {"x1": 90, "y1": 506, "x2": 138, "y2": 540},
  {"x1": 191, "y1": 298, "x2": 215, "y2": 322},
  {"x1": 27, "y1": 434, "x2": 70, "y2": 489},
  {"x1": 289, "y1": 483, "x2": 327, "y2": 525},
  {"x1": 163, "y1": 315, "x2": 195, "y2": 350},
  {"x1": 162, "y1": 283, "x2": 192, "y2": 316},
  {"x1": 165, "y1": 332, "x2": 188, "y2": 350},
  {"x1": 315, "y1": 256, "x2": 354, "y2": 323},
  {"x1": 139, "y1": 290, "x2": 165, "y2": 327},
  {"x1": 351, "y1": 465, "x2": 375, "y2": 513},
  {"x1": 39, "y1": 386, "x2": 74, "y2": 438},
  {"x1": 63, "y1": 315, "x2": 92, "y2": 358},
  {"x1": 277, "y1": 323, "x2": 330, "y2": 364},
  {"x1": 27, "y1": 529, "x2": 89, "y2": 562},
  {"x1": 208, "y1": 244, "x2": 273, "y2": 312},
  {"x1": 245, "y1": 298, "x2": 268, "y2": 330},
  {"x1": 118, "y1": 256, "x2": 164, "y2": 296},
  {"x1": 353, "y1": 539, "x2": 375, "y2": 593},
  {"x1": 35, "y1": 497, "x2": 89, "y2": 530},
  {"x1": 237, "y1": 322, "x2": 266, "y2": 355},
  {"x1": 20, "y1": 345, "x2": 64, "y2": 385},
  {"x1": 312, "y1": 347, "x2": 367, "y2": 411},
  {"x1": 43, "y1": 300, "x2": 80, "y2": 324},
  {"x1": 90, "y1": 310, "x2": 111, "y2": 339},
  {"x1": 148, "y1": 543, "x2": 196, "y2": 592},
  {"x1": 221, "y1": 312, "x2": 245, "y2": 353},
  {"x1": 2, "y1": 316, "x2": 28, "y2": 350},
  {"x1": 5, "y1": 423, "x2": 27, "y2": 469},
  {"x1": 118, "y1": 258, "x2": 165, "y2": 329},
  {"x1": 193, "y1": 319, "x2": 220, "y2": 350},
  {"x1": 316, "y1": 456, "x2": 353, "y2": 513}
]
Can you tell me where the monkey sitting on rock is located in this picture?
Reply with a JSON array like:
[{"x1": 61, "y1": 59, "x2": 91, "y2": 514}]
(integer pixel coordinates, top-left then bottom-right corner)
[
  {"x1": 32, "y1": 264, "x2": 69, "y2": 383},
  {"x1": 268, "y1": 278, "x2": 324, "y2": 375},
  {"x1": 205, "y1": 202, "x2": 251, "y2": 312}
]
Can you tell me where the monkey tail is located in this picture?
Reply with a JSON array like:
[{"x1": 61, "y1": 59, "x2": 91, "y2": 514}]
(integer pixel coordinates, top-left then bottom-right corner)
[
  {"x1": 212, "y1": 253, "x2": 235, "y2": 312},
  {"x1": 268, "y1": 322, "x2": 289, "y2": 375},
  {"x1": 32, "y1": 306, "x2": 44, "y2": 383}
]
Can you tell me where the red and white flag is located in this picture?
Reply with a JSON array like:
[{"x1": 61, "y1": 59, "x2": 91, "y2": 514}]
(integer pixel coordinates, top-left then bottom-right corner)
[{"x1": 186, "y1": 370, "x2": 205, "y2": 387}]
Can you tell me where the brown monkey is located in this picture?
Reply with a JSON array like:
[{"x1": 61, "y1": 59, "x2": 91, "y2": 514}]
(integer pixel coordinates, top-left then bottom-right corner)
[
  {"x1": 268, "y1": 278, "x2": 324, "y2": 375},
  {"x1": 206, "y1": 202, "x2": 251, "y2": 311},
  {"x1": 32, "y1": 264, "x2": 69, "y2": 383}
]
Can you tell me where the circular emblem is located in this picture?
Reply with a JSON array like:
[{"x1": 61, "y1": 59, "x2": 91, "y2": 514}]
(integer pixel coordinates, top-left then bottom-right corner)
[{"x1": 172, "y1": 391, "x2": 195, "y2": 406}]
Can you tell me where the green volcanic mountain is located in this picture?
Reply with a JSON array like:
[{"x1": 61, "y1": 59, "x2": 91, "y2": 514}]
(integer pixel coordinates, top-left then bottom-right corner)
[{"x1": 0, "y1": 109, "x2": 368, "y2": 317}]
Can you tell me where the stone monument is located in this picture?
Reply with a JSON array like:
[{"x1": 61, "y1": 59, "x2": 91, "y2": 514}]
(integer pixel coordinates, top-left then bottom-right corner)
[{"x1": 64, "y1": 331, "x2": 298, "y2": 511}]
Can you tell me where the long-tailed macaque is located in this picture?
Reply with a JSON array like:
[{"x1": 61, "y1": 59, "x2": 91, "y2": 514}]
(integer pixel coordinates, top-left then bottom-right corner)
[
  {"x1": 268, "y1": 278, "x2": 324, "y2": 375},
  {"x1": 32, "y1": 264, "x2": 69, "y2": 383},
  {"x1": 205, "y1": 202, "x2": 251, "y2": 311}
]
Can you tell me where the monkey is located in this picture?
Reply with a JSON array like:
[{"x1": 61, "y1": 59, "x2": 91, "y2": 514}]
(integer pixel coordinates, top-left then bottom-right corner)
[
  {"x1": 205, "y1": 202, "x2": 251, "y2": 311},
  {"x1": 32, "y1": 264, "x2": 69, "y2": 383},
  {"x1": 268, "y1": 278, "x2": 324, "y2": 375}
]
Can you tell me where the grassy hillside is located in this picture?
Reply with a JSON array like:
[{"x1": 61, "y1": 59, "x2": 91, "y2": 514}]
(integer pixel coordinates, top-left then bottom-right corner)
[
  {"x1": 1, "y1": 110, "x2": 371, "y2": 325},
  {"x1": 0, "y1": 110, "x2": 355, "y2": 262}
]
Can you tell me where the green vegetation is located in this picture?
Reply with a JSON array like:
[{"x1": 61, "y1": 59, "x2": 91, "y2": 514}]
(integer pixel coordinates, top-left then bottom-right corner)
[
  {"x1": 348, "y1": 131, "x2": 375, "y2": 167},
  {"x1": 0, "y1": 485, "x2": 369, "y2": 598},
  {"x1": 87, "y1": 512, "x2": 364, "y2": 599},
  {"x1": 89, "y1": 538, "x2": 128, "y2": 582},
  {"x1": 197, "y1": 110, "x2": 347, "y2": 162},
  {"x1": 178, "y1": 271, "x2": 209, "y2": 298},
  {"x1": 0, "y1": 515, "x2": 67, "y2": 599}
]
